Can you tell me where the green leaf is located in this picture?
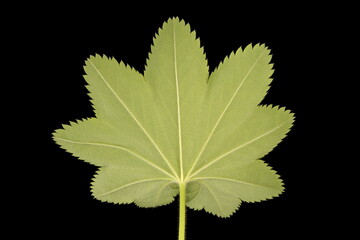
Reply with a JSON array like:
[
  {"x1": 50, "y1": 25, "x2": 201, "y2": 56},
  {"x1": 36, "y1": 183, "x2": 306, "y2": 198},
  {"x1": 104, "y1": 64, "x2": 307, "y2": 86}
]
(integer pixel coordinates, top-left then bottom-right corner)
[{"x1": 53, "y1": 17, "x2": 294, "y2": 220}]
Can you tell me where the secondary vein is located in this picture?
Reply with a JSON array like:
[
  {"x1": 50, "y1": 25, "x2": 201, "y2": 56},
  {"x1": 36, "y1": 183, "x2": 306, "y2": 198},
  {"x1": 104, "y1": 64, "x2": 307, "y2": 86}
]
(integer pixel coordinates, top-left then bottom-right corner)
[
  {"x1": 188, "y1": 119, "x2": 290, "y2": 179},
  {"x1": 54, "y1": 137, "x2": 176, "y2": 180},
  {"x1": 191, "y1": 176, "x2": 278, "y2": 190},
  {"x1": 201, "y1": 181, "x2": 225, "y2": 216},
  {"x1": 95, "y1": 178, "x2": 172, "y2": 197}
]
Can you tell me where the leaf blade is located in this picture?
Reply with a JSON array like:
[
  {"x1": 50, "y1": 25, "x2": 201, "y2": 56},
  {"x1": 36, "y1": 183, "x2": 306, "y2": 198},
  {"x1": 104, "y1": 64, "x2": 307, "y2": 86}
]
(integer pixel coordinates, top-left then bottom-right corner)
[{"x1": 52, "y1": 17, "x2": 295, "y2": 220}]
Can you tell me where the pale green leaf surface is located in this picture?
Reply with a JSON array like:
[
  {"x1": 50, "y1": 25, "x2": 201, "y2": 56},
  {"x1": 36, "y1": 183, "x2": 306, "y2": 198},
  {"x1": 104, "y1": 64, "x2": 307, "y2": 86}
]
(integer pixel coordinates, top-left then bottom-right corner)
[
  {"x1": 187, "y1": 160, "x2": 283, "y2": 217},
  {"x1": 53, "y1": 118, "x2": 174, "y2": 177},
  {"x1": 144, "y1": 19, "x2": 208, "y2": 179},
  {"x1": 91, "y1": 166, "x2": 178, "y2": 207},
  {"x1": 53, "y1": 17, "x2": 294, "y2": 218}
]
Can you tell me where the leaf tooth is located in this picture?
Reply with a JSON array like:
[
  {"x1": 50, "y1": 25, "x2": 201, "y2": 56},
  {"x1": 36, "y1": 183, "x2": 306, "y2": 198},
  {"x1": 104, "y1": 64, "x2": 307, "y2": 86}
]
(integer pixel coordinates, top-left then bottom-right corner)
[
  {"x1": 212, "y1": 44, "x2": 254, "y2": 75},
  {"x1": 258, "y1": 103, "x2": 271, "y2": 109},
  {"x1": 253, "y1": 42, "x2": 267, "y2": 50},
  {"x1": 275, "y1": 105, "x2": 282, "y2": 111},
  {"x1": 278, "y1": 105, "x2": 289, "y2": 113},
  {"x1": 75, "y1": 118, "x2": 89, "y2": 124},
  {"x1": 62, "y1": 120, "x2": 77, "y2": 128},
  {"x1": 118, "y1": 60, "x2": 126, "y2": 69},
  {"x1": 53, "y1": 118, "x2": 91, "y2": 140},
  {"x1": 224, "y1": 201, "x2": 242, "y2": 218},
  {"x1": 179, "y1": 17, "x2": 189, "y2": 29},
  {"x1": 244, "y1": 43, "x2": 254, "y2": 51},
  {"x1": 259, "y1": 42, "x2": 269, "y2": 50},
  {"x1": 85, "y1": 54, "x2": 95, "y2": 62},
  {"x1": 260, "y1": 160, "x2": 285, "y2": 188},
  {"x1": 234, "y1": 46, "x2": 243, "y2": 55},
  {"x1": 85, "y1": 85, "x2": 97, "y2": 113},
  {"x1": 268, "y1": 63, "x2": 275, "y2": 71},
  {"x1": 93, "y1": 53, "x2": 104, "y2": 60},
  {"x1": 69, "y1": 119, "x2": 81, "y2": 126},
  {"x1": 211, "y1": 49, "x2": 234, "y2": 73},
  {"x1": 258, "y1": 104, "x2": 294, "y2": 116},
  {"x1": 168, "y1": 16, "x2": 178, "y2": 23},
  {"x1": 144, "y1": 21, "x2": 163, "y2": 74},
  {"x1": 229, "y1": 50, "x2": 236, "y2": 58},
  {"x1": 122, "y1": 60, "x2": 144, "y2": 76},
  {"x1": 144, "y1": 48, "x2": 154, "y2": 74},
  {"x1": 277, "y1": 106, "x2": 296, "y2": 122},
  {"x1": 90, "y1": 168, "x2": 102, "y2": 198}
]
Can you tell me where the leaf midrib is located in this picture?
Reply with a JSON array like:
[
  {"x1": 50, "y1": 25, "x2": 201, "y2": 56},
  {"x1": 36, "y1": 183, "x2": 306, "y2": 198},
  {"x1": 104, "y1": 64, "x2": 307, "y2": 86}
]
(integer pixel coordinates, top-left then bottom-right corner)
[{"x1": 172, "y1": 21, "x2": 184, "y2": 182}]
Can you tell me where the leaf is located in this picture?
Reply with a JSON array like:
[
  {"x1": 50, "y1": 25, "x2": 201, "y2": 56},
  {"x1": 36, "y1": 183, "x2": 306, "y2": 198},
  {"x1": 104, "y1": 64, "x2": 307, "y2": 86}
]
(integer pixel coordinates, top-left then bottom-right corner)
[{"x1": 53, "y1": 17, "x2": 294, "y2": 218}]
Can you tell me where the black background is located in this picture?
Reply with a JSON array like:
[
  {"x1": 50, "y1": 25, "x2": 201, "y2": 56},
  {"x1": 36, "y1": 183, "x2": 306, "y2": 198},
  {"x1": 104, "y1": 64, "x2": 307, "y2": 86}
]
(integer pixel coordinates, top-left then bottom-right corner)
[{"x1": 9, "y1": 3, "x2": 345, "y2": 239}]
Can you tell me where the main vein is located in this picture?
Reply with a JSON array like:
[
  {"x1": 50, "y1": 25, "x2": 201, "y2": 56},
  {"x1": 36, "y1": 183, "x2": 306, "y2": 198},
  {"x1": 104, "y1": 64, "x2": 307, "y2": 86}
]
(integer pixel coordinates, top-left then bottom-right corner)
[
  {"x1": 88, "y1": 60, "x2": 180, "y2": 181},
  {"x1": 54, "y1": 137, "x2": 175, "y2": 179},
  {"x1": 173, "y1": 21, "x2": 184, "y2": 182},
  {"x1": 188, "y1": 119, "x2": 290, "y2": 179},
  {"x1": 185, "y1": 49, "x2": 266, "y2": 181}
]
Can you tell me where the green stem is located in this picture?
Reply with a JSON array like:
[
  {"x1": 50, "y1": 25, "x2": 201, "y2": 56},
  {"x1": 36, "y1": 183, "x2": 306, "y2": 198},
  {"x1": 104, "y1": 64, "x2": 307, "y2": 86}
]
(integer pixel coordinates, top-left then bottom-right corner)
[{"x1": 178, "y1": 182, "x2": 186, "y2": 240}]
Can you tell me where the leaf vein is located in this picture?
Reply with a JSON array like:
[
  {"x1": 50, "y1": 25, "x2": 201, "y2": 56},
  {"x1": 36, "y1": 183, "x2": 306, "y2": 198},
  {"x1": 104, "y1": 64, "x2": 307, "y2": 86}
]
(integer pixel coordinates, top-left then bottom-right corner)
[
  {"x1": 190, "y1": 120, "x2": 290, "y2": 178},
  {"x1": 154, "y1": 181, "x2": 173, "y2": 205},
  {"x1": 95, "y1": 178, "x2": 172, "y2": 197},
  {"x1": 192, "y1": 177, "x2": 278, "y2": 190},
  {"x1": 189, "y1": 119, "x2": 290, "y2": 178},
  {"x1": 201, "y1": 181, "x2": 225, "y2": 216},
  {"x1": 173, "y1": 21, "x2": 184, "y2": 181},
  {"x1": 54, "y1": 137, "x2": 176, "y2": 180}
]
